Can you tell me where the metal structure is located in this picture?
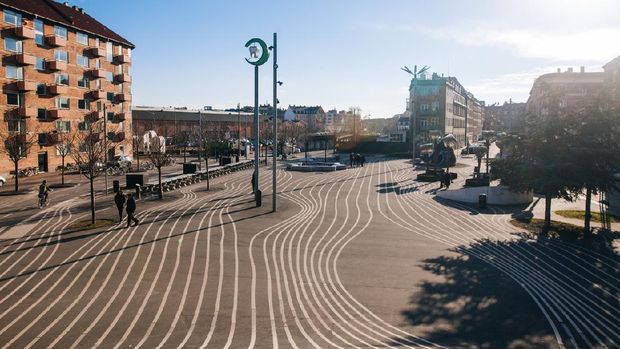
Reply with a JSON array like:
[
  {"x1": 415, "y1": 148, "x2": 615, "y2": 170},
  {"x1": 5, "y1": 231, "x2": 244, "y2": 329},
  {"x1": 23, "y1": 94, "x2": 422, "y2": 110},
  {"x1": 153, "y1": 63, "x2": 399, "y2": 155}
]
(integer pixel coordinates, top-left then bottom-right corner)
[
  {"x1": 271, "y1": 33, "x2": 278, "y2": 212},
  {"x1": 401, "y1": 64, "x2": 430, "y2": 166}
]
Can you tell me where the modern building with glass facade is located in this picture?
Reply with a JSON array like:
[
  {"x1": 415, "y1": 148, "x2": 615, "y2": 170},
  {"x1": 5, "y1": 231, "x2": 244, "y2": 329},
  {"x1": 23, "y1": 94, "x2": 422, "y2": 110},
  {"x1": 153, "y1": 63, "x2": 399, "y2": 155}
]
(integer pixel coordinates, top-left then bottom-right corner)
[{"x1": 0, "y1": 0, "x2": 134, "y2": 177}]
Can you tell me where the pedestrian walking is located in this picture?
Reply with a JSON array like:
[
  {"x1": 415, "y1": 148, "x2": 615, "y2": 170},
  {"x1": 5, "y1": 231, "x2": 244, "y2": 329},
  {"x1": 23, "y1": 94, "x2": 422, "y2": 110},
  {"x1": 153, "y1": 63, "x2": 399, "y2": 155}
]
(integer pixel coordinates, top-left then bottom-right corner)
[
  {"x1": 114, "y1": 190, "x2": 126, "y2": 222},
  {"x1": 360, "y1": 155, "x2": 366, "y2": 167},
  {"x1": 443, "y1": 172, "x2": 452, "y2": 189},
  {"x1": 251, "y1": 171, "x2": 257, "y2": 193},
  {"x1": 349, "y1": 153, "x2": 354, "y2": 168},
  {"x1": 126, "y1": 193, "x2": 140, "y2": 227}
]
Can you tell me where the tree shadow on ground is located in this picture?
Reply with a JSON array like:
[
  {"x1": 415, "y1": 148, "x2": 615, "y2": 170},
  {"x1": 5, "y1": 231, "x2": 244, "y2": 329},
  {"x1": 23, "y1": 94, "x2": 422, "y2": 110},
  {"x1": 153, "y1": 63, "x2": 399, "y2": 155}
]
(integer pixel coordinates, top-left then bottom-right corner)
[{"x1": 389, "y1": 243, "x2": 558, "y2": 349}]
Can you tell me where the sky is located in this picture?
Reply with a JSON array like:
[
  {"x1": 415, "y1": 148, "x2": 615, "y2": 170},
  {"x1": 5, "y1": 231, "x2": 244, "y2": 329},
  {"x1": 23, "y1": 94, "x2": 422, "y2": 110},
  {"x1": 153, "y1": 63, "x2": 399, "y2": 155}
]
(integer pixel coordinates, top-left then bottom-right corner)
[{"x1": 75, "y1": 0, "x2": 620, "y2": 118}]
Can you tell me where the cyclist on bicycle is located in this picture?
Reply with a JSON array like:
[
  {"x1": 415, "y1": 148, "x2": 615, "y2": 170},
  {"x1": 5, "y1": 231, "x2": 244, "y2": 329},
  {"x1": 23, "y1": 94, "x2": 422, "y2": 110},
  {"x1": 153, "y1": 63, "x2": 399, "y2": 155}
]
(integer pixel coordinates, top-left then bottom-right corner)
[{"x1": 38, "y1": 180, "x2": 51, "y2": 207}]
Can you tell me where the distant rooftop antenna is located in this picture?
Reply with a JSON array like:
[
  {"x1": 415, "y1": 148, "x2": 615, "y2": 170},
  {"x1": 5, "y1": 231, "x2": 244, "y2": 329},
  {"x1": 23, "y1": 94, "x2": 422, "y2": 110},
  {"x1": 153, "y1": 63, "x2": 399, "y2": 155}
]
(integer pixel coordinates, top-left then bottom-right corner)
[{"x1": 401, "y1": 65, "x2": 430, "y2": 79}]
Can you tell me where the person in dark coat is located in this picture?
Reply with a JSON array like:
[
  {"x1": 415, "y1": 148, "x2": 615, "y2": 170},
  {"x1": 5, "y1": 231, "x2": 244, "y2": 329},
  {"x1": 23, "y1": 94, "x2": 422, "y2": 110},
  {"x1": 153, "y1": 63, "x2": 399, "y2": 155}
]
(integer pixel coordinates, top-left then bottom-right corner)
[
  {"x1": 349, "y1": 153, "x2": 354, "y2": 168},
  {"x1": 443, "y1": 171, "x2": 452, "y2": 189},
  {"x1": 126, "y1": 193, "x2": 140, "y2": 227},
  {"x1": 360, "y1": 155, "x2": 366, "y2": 167},
  {"x1": 114, "y1": 190, "x2": 126, "y2": 222}
]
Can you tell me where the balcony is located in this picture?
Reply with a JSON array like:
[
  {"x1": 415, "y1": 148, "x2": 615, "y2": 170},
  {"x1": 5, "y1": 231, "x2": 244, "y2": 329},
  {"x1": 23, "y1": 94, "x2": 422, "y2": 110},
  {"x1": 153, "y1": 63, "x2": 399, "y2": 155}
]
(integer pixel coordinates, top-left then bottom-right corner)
[
  {"x1": 47, "y1": 109, "x2": 67, "y2": 120},
  {"x1": 17, "y1": 80, "x2": 37, "y2": 92},
  {"x1": 46, "y1": 35, "x2": 66, "y2": 47},
  {"x1": 90, "y1": 69, "x2": 106, "y2": 79},
  {"x1": 85, "y1": 111, "x2": 100, "y2": 122},
  {"x1": 90, "y1": 90, "x2": 105, "y2": 99},
  {"x1": 115, "y1": 93, "x2": 131, "y2": 102},
  {"x1": 38, "y1": 132, "x2": 59, "y2": 146},
  {"x1": 108, "y1": 131, "x2": 125, "y2": 142},
  {"x1": 112, "y1": 112, "x2": 127, "y2": 123},
  {"x1": 113, "y1": 54, "x2": 131, "y2": 64},
  {"x1": 15, "y1": 53, "x2": 36, "y2": 65},
  {"x1": 47, "y1": 60, "x2": 67, "y2": 71},
  {"x1": 15, "y1": 26, "x2": 35, "y2": 39},
  {"x1": 114, "y1": 74, "x2": 131, "y2": 83},
  {"x1": 17, "y1": 107, "x2": 37, "y2": 118},
  {"x1": 87, "y1": 47, "x2": 105, "y2": 57},
  {"x1": 48, "y1": 84, "x2": 68, "y2": 95}
]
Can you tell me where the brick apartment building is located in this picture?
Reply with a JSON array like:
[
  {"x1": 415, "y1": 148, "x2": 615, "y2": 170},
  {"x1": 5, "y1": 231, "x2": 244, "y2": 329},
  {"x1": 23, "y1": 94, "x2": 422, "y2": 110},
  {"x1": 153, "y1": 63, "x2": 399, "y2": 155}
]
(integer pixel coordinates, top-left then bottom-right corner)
[
  {"x1": 408, "y1": 72, "x2": 484, "y2": 147},
  {"x1": 484, "y1": 100, "x2": 527, "y2": 132},
  {"x1": 0, "y1": 0, "x2": 134, "y2": 177}
]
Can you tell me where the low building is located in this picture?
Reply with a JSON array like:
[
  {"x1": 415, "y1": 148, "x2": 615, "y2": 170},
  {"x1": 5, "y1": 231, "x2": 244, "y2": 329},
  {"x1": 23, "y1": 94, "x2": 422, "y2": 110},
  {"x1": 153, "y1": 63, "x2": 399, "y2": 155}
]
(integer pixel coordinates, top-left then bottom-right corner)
[
  {"x1": 0, "y1": 0, "x2": 134, "y2": 177},
  {"x1": 283, "y1": 105, "x2": 325, "y2": 132}
]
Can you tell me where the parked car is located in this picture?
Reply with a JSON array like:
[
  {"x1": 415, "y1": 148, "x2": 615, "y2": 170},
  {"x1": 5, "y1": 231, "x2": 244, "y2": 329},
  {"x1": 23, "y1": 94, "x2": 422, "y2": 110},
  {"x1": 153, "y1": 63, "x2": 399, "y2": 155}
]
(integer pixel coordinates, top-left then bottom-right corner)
[{"x1": 0, "y1": 175, "x2": 5, "y2": 187}]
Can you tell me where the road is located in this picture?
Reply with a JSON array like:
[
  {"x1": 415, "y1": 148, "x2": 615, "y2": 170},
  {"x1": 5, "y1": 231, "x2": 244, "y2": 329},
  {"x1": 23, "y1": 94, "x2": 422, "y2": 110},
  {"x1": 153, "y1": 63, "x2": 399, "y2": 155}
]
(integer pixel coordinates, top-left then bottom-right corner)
[{"x1": 0, "y1": 156, "x2": 617, "y2": 348}]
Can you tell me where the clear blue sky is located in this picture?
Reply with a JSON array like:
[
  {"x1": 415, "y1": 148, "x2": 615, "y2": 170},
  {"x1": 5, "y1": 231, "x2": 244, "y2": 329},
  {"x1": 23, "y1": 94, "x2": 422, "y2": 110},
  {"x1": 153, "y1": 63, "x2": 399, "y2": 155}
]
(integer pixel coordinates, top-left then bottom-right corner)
[{"x1": 76, "y1": 0, "x2": 620, "y2": 118}]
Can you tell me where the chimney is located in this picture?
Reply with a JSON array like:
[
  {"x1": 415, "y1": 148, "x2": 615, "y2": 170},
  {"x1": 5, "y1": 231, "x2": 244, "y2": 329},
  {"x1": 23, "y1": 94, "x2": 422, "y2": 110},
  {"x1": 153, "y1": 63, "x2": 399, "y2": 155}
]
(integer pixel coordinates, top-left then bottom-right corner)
[
  {"x1": 580, "y1": 66, "x2": 585, "y2": 73},
  {"x1": 567, "y1": 67, "x2": 573, "y2": 73},
  {"x1": 63, "y1": 1, "x2": 69, "y2": 6}
]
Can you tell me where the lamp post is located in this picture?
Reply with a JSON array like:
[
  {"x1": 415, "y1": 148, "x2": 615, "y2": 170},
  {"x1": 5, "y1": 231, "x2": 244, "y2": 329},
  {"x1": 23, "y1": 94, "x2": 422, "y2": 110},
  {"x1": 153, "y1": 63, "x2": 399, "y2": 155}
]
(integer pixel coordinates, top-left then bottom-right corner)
[
  {"x1": 401, "y1": 64, "x2": 430, "y2": 167},
  {"x1": 103, "y1": 103, "x2": 108, "y2": 195},
  {"x1": 197, "y1": 110, "x2": 202, "y2": 170},
  {"x1": 271, "y1": 32, "x2": 278, "y2": 212},
  {"x1": 237, "y1": 103, "x2": 241, "y2": 161}
]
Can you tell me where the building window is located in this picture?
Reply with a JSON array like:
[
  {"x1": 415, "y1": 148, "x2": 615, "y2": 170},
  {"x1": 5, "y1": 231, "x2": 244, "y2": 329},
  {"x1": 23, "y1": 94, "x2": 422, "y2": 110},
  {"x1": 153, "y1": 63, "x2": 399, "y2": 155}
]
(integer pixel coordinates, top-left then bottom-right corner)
[
  {"x1": 431, "y1": 101, "x2": 439, "y2": 112},
  {"x1": 8, "y1": 119, "x2": 26, "y2": 133},
  {"x1": 4, "y1": 37, "x2": 22, "y2": 53},
  {"x1": 36, "y1": 83, "x2": 46, "y2": 95},
  {"x1": 76, "y1": 31, "x2": 88, "y2": 45},
  {"x1": 54, "y1": 73, "x2": 69, "y2": 85},
  {"x1": 54, "y1": 25, "x2": 67, "y2": 39},
  {"x1": 95, "y1": 79, "x2": 101, "y2": 90},
  {"x1": 36, "y1": 57, "x2": 45, "y2": 71},
  {"x1": 56, "y1": 97, "x2": 69, "y2": 109},
  {"x1": 78, "y1": 75, "x2": 90, "y2": 88},
  {"x1": 78, "y1": 121, "x2": 88, "y2": 132},
  {"x1": 37, "y1": 108, "x2": 47, "y2": 119},
  {"x1": 107, "y1": 92, "x2": 114, "y2": 102},
  {"x1": 6, "y1": 65, "x2": 23, "y2": 80},
  {"x1": 78, "y1": 99, "x2": 90, "y2": 110},
  {"x1": 95, "y1": 58, "x2": 100, "y2": 69},
  {"x1": 7, "y1": 92, "x2": 24, "y2": 106},
  {"x1": 54, "y1": 49, "x2": 68, "y2": 62},
  {"x1": 56, "y1": 120, "x2": 71, "y2": 133},
  {"x1": 106, "y1": 71, "x2": 114, "y2": 82},
  {"x1": 106, "y1": 41, "x2": 113, "y2": 62},
  {"x1": 34, "y1": 19, "x2": 44, "y2": 45},
  {"x1": 117, "y1": 65, "x2": 123, "y2": 74},
  {"x1": 107, "y1": 112, "x2": 114, "y2": 121},
  {"x1": 77, "y1": 54, "x2": 89, "y2": 67},
  {"x1": 420, "y1": 104, "x2": 429, "y2": 112},
  {"x1": 3, "y1": 9, "x2": 21, "y2": 26}
]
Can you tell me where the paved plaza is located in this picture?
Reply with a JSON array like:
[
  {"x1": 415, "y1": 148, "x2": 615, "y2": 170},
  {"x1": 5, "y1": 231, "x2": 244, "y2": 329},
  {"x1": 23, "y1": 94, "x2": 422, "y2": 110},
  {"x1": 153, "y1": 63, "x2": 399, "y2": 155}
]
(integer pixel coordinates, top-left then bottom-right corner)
[{"x1": 0, "y1": 157, "x2": 618, "y2": 348}]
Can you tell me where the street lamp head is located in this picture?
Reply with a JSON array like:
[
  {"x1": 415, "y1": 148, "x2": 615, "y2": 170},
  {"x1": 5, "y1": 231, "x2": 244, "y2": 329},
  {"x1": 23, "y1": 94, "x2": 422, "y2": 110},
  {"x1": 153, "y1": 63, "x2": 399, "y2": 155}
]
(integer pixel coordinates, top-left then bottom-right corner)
[{"x1": 277, "y1": 81, "x2": 283, "y2": 86}]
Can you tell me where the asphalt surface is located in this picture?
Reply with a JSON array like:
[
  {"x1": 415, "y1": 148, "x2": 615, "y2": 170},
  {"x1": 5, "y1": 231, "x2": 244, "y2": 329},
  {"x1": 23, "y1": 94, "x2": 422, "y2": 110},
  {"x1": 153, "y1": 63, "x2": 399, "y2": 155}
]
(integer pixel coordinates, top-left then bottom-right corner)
[{"x1": 0, "y1": 155, "x2": 617, "y2": 348}]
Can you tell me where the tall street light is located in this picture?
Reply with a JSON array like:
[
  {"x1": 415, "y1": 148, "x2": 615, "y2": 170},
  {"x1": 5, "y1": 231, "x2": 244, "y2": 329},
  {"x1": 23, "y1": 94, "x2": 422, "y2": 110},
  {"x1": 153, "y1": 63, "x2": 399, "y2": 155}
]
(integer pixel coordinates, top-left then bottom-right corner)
[
  {"x1": 270, "y1": 32, "x2": 279, "y2": 212},
  {"x1": 401, "y1": 64, "x2": 430, "y2": 167}
]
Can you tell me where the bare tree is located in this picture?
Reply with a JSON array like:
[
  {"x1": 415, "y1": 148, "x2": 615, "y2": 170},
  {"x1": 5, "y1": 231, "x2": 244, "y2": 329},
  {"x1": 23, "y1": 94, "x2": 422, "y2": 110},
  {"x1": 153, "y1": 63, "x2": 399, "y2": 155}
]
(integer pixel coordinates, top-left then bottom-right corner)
[
  {"x1": 146, "y1": 136, "x2": 170, "y2": 199},
  {"x1": 72, "y1": 120, "x2": 106, "y2": 224},
  {"x1": 0, "y1": 119, "x2": 37, "y2": 192},
  {"x1": 55, "y1": 131, "x2": 74, "y2": 185},
  {"x1": 132, "y1": 135, "x2": 142, "y2": 171}
]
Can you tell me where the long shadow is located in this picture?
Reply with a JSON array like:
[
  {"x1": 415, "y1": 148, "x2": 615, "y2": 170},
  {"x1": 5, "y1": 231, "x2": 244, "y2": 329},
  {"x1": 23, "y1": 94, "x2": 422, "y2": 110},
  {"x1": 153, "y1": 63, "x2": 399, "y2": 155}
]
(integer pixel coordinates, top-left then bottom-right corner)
[
  {"x1": 431, "y1": 196, "x2": 530, "y2": 216},
  {"x1": 0, "y1": 208, "x2": 272, "y2": 283}
]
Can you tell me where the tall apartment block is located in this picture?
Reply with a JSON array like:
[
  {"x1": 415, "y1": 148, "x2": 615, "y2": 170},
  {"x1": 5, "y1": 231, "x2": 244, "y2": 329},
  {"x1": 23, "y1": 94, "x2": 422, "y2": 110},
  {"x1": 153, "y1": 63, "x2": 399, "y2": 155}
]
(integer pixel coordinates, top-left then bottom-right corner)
[
  {"x1": 407, "y1": 72, "x2": 484, "y2": 147},
  {"x1": 0, "y1": 0, "x2": 134, "y2": 176}
]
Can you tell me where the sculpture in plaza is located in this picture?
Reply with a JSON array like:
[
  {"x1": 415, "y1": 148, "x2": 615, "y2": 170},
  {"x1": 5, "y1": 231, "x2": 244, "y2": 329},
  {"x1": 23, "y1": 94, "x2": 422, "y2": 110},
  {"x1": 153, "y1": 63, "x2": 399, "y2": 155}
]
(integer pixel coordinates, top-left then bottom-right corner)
[{"x1": 427, "y1": 135, "x2": 457, "y2": 168}]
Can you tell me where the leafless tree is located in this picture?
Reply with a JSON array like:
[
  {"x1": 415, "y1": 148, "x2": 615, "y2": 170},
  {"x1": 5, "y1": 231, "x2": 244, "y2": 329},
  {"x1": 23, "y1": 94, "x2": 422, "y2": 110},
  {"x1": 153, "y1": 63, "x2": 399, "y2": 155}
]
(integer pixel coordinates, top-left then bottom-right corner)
[
  {"x1": 72, "y1": 120, "x2": 105, "y2": 224},
  {"x1": 0, "y1": 119, "x2": 38, "y2": 192},
  {"x1": 146, "y1": 136, "x2": 170, "y2": 199},
  {"x1": 55, "y1": 131, "x2": 74, "y2": 185}
]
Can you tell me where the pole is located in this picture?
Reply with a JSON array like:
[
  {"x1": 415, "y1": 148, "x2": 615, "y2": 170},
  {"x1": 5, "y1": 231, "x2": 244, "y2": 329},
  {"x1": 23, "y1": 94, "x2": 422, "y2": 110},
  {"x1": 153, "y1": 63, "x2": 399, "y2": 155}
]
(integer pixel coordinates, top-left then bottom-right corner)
[
  {"x1": 464, "y1": 94, "x2": 469, "y2": 149},
  {"x1": 245, "y1": 108, "x2": 248, "y2": 159},
  {"x1": 253, "y1": 65, "x2": 260, "y2": 204},
  {"x1": 237, "y1": 103, "x2": 241, "y2": 160},
  {"x1": 272, "y1": 33, "x2": 277, "y2": 212},
  {"x1": 411, "y1": 65, "x2": 417, "y2": 167},
  {"x1": 103, "y1": 103, "x2": 108, "y2": 195},
  {"x1": 198, "y1": 110, "x2": 202, "y2": 170}
]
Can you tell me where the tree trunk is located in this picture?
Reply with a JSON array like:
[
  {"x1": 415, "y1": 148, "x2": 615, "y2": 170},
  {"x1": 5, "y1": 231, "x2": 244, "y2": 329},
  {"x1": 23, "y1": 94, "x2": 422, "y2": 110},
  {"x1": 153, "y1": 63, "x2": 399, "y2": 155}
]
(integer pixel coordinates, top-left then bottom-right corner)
[
  {"x1": 136, "y1": 150, "x2": 140, "y2": 172},
  {"x1": 14, "y1": 161, "x2": 18, "y2": 192},
  {"x1": 584, "y1": 187, "x2": 592, "y2": 239},
  {"x1": 543, "y1": 192, "x2": 552, "y2": 234},
  {"x1": 61, "y1": 155, "x2": 65, "y2": 185},
  {"x1": 90, "y1": 177, "x2": 95, "y2": 224},
  {"x1": 157, "y1": 166, "x2": 163, "y2": 199}
]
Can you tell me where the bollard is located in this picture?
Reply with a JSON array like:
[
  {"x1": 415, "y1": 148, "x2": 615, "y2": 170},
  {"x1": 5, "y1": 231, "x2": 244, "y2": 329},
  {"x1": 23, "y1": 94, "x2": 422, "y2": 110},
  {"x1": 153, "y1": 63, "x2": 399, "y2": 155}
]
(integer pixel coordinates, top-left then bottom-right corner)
[
  {"x1": 255, "y1": 189, "x2": 262, "y2": 207},
  {"x1": 135, "y1": 184, "x2": 141, "y2": 199},
  {"x1": 478, "y1": 193, "x2": 487, "y2": 209}
]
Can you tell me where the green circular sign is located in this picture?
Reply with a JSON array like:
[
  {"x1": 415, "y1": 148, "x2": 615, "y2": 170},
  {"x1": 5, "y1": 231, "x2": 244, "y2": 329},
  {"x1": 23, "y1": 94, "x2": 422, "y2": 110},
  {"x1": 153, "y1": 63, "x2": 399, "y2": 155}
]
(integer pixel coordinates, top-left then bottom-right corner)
[{"x1": 245, "y1": 38, "x2": 269, "y2": 66}]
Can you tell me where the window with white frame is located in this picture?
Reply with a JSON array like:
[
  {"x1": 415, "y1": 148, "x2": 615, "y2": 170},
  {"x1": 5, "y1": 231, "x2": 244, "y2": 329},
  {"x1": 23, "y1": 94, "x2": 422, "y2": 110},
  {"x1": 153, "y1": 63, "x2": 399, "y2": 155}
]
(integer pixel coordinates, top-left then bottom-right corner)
[
  {"x1": 7, "y1": 92, "x2": 23, "y2": 106},
  {"x1": 54, "y1": 25, "x2": 67, "y2": 39},
  {"x1": 106, "y1": 41, "x2": 113, "y2": 61},
  {"x1": 78, "y1": 99, "x2": 90, "y2": 110},
  {"x1": 54, "y1": 49, "x2": 68, "y2": 62},
  {"x1": 4, "y1": 37, "x2": 22, "y2": 53},
  {"x1": 117, "y1": 45, "x2": 122, "y2": 55},
  {"x1": 106, "y1": 71, "x2": 114, "y2": 82},
  {"x1": 56, "y1": 97, "x2": 70, "y2": 109},
  {"x1": 95, "y1": 58, "x2": 100, "y2": 69},
  {"x1": 3, "y1": 9, "x2": 21, "y2": 26},
  {"x1": 5, "y1": 65, "x2": 23, "y2": 80},
  {"x1": 78, "y1": 75, "x2": 89, "y2": 88},
  {"x1": 34, "y1": 19, "x2": 44, "y2": 45},
  {"x1": 8, "y1": 119, "x2": 27, "y2": 133},
  {"x1": 54, "y1": 73, "x2": 69, "y2": 85},
  {"x1": 95, "y1": 79, "x2": 101, "y2": 90},
  {"x1": 37, "y1": 108, "x2": 46, "y2": 119},
  {"x1": 117, "y1": 65, "x2": 123, "y2": 74},
  {"x1": 36, "y1": 57, "x2": 45, "y2": 71},
  {"x1": 36, "y1": 83, "x2": 46, "y2": 95},
  {"x1": 77, "y1": 54, "x2": 89, "y2": 67},
  {"x1": 76, "y1": 31, "x2": 88, "y2": 45},
  {"x1": 56, "y1": 120, "x2": 71, "y2": 133}
]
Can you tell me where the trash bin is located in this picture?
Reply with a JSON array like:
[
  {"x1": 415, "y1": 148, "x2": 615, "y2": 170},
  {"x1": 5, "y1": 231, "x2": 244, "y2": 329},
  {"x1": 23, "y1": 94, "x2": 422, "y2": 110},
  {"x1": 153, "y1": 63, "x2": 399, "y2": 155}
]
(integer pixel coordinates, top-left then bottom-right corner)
[
  {"x1": 478, "y1": 193, "x2": 487, "y2": 209},
  {"x1": 183, "y1": 163, "x2": 197, "y2": 174},
  {"x1": 126, "y1": 174, "x2": 144, "y2": 189},
  {"x1": 255, "y1": 189, "x2": 262, "y2": 207},
  {"x1": 113, "y1": 180, "x2": 120, "y2": 193}
]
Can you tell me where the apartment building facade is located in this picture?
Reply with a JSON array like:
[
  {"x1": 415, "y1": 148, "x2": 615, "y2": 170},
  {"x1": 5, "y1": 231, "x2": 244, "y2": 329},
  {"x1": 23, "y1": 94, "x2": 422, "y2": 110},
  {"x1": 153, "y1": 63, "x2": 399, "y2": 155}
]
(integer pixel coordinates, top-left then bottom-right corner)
[
  {"x1": 485, "y1": 100, "x2": 527, "y2": 132},
  {"x1": 0, "y1": 0, "x2": 134, "y2": 177},
  {"x1": 408, "y1": 73, "x2": 483, "y2": 147}
]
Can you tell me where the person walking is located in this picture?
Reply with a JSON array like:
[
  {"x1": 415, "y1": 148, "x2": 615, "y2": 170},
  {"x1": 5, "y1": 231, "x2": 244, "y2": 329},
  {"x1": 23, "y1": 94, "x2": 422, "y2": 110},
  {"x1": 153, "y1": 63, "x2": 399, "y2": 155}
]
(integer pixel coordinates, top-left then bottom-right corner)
[
  {"x1": 114, "y1": 190, "x2": 126, "y2": 222},
  {"x1": 443, "y1": 171, "x2": 452, "y2": 190},
  {"x1": 126, "y1": 193, "x2": 140, "y2": 227},
  {"x1": 349, "y1": 153, "x2": 354, "y2": 168}
]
